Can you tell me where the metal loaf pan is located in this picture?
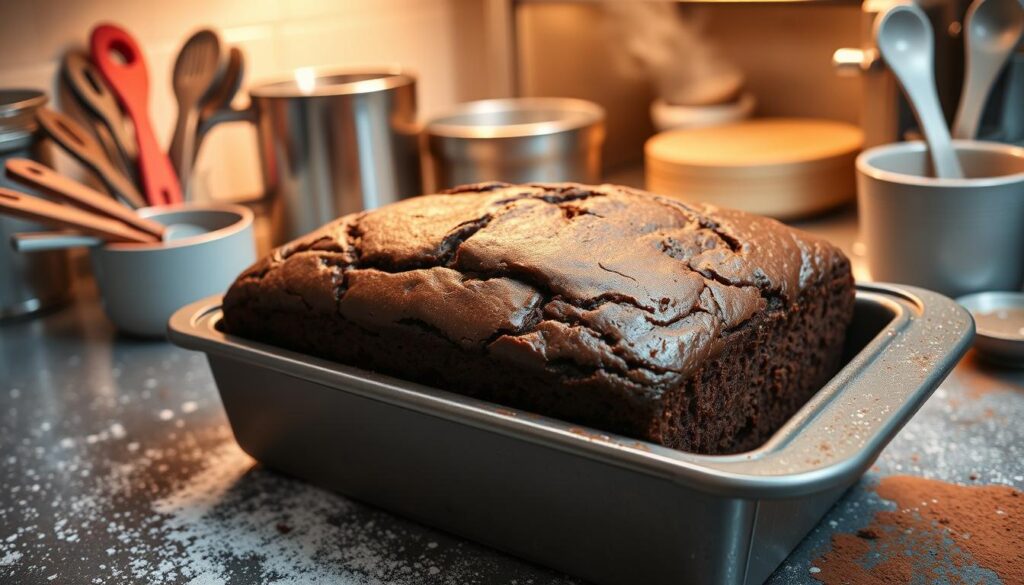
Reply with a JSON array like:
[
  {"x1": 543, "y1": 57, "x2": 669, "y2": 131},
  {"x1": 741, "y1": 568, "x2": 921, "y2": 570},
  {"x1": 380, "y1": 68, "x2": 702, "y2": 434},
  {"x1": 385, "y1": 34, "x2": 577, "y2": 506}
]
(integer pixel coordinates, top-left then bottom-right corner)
[{"x1": 169, "y1": 283, "x2": 974, "y2": 585}]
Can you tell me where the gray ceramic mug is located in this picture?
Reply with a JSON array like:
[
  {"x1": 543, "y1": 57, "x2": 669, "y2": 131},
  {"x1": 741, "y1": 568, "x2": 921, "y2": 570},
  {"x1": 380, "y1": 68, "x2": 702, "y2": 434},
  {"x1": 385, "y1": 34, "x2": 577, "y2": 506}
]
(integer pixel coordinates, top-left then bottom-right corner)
[{"x1": 856, "y1": 140, "x2": 1024, "y2": 298}]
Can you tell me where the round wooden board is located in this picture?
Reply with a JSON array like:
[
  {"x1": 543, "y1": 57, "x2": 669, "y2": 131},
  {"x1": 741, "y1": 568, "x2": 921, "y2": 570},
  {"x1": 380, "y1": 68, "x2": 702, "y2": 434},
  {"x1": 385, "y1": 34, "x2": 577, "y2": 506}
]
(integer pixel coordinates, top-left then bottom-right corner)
[
  {"x1": 646, "y1": 118, "x2": 863, "y2": 173},
  {"x1": 644, "y1": 118, "x2": 863, "y2": 218}
]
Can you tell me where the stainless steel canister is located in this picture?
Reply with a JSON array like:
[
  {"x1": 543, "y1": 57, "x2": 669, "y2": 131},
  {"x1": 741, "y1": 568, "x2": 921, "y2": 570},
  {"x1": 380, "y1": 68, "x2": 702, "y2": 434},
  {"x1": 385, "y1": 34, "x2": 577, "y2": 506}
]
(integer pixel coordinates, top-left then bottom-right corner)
[
  {"x1": 248, "y1": 69, "x2": 421, "y2": 245},
  {"x1": 425, "y1": 98, "x2": 606, "y2": 191},
  {"x1": 0, "y1": 90, "x2": 70, "y2": 320}
]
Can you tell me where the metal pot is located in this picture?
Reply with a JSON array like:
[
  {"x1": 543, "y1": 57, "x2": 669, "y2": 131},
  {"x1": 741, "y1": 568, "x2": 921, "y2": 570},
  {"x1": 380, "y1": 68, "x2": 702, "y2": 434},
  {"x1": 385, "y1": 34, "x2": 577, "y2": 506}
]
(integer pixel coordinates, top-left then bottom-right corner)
[
  {"x1": 0, "y1": 89, "x2": 70, "y2": 321},
  {"x1": 425, "y1": 98, "x2": 606, "y2": 191}
]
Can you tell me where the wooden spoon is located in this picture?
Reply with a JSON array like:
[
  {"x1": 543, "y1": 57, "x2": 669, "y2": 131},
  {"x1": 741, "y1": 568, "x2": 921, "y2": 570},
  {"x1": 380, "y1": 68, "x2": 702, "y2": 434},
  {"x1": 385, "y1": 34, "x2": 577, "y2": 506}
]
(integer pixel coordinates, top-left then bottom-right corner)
[
  {"x1": 91, "y1": 23, "x2": 183, "y2": 206},
  {"x1": 35, "y1": 106, "x2": 147, "y2": 209},
  {"x1": 5, "y1": 158, "x2": 165, "y2": 239},
  {"x1": 0, "y1": 188, "x2": 157, "y2": 243},
  {"x1": 195, "y1": 46, "x2": 245, "y2": 164},
  {"x1": 169, "y1": 29, "x2": 223, "y2": 193}
]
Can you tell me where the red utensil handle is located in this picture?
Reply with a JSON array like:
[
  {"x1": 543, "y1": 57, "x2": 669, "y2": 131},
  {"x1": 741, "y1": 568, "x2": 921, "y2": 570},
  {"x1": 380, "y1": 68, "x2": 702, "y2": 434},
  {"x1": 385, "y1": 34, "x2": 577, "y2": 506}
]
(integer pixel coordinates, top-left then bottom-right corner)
[
  {"x1": 133, "y1": 112, "x2": 183, "y2": 206},
  {"x1": 90, "y1": 23, "x2": 183, "y2": 206}
]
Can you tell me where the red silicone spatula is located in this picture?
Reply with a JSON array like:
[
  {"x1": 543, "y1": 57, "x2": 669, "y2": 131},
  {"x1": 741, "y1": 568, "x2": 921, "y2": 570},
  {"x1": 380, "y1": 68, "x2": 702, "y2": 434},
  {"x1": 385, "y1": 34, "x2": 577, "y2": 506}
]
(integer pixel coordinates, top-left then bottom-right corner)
[{"x1": 90, "y1": 23, "x2": 183, "y2": 206}]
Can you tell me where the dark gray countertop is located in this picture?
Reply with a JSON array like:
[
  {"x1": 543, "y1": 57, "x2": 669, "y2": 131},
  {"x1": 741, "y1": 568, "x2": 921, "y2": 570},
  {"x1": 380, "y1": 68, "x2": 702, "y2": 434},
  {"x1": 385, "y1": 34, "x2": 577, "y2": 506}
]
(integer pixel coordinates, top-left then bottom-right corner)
[{"x1": 1, "y1": 211, "x2": 1022, "y2": 584}]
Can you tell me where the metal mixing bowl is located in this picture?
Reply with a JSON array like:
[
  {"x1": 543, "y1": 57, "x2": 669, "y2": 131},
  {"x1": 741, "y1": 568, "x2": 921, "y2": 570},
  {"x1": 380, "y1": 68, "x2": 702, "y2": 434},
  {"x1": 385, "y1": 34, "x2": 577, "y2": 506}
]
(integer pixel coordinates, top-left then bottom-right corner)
[{"x1": 425, "y1": 97, "x2": 606, "y2": 190}]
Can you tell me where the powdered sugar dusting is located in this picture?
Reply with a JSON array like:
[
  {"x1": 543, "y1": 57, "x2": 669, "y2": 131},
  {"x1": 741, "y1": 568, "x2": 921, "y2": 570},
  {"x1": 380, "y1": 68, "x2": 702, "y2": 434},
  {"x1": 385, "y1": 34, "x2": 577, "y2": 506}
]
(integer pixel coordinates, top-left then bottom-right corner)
[
  {"x1": 143, "y1": 438, "x2": 572, "y2": 584},
  {"x1": 0, "y1": 330, "x2": 576, "y2": 584}
]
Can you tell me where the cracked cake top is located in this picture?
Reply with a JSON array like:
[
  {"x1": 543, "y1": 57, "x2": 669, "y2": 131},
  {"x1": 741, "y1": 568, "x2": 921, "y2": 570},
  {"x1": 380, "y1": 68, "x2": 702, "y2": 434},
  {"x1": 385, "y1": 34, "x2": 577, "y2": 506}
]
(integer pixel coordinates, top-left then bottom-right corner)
[{"x1": 224, "y1": 182, "x2": 848, "y2": 392}]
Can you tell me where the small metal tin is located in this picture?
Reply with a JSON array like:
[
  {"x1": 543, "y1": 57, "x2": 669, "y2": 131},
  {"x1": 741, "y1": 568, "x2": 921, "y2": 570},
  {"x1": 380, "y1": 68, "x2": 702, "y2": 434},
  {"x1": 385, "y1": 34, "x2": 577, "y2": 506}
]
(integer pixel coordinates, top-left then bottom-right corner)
[
  {"x1": 169, "y1": 284, "x2": 973, "y2": 585},
  {"x1": 956, "y1": 291, "x2": 1024, "y2": 367}
]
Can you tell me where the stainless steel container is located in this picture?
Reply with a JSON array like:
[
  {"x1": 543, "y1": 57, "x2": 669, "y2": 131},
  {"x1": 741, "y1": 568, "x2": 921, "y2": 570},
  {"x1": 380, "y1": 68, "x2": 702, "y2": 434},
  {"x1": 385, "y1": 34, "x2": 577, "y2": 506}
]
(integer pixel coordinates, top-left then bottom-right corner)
[
  {"x1": 0, "y1": 90, "x2": 70, "y2": 320},
  {"x1": 248, "y1": 69, "x2": 421, "y2": 245},
  {"x1": 170, "y1": 283, "x2": 973, "y2": 585},
  {"x1": 426, "y1": 98, "x2": 605, "y2": 190}
]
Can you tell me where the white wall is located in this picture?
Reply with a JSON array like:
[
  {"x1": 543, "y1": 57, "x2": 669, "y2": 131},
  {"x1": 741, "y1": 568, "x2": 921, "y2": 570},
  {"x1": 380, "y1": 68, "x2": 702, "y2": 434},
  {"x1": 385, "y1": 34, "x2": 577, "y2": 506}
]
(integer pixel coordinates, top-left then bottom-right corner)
[{"x1": 0, "y1": 0, "x2": 478, "y2": 200}]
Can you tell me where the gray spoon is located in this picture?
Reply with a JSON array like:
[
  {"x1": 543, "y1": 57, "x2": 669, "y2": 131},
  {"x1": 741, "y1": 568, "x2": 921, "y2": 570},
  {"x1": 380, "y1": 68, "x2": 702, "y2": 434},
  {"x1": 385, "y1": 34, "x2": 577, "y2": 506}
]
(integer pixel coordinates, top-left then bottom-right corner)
[
  {"x1": 952, "y1": 0, "x2": 1024, "y2": 139},
  {"x1": 875, "y1": 4, "x2": 964, "y2": 179}
]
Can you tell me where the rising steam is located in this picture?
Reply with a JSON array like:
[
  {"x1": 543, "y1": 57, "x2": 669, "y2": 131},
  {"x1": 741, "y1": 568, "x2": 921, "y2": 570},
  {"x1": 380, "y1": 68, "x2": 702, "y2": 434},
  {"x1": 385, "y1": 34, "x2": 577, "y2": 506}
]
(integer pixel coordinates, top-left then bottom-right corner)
[{"x1": 603, "y1": 2, "x2": 744, "y2": 107}]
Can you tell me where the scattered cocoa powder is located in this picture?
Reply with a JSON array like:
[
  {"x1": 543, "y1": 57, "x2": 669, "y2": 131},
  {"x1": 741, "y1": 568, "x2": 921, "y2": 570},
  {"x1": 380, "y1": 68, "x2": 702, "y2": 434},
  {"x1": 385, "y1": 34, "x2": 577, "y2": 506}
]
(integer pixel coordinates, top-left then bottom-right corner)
[
  {"x1": 854, "y1": 528, "x2": 878, "y2": 540},
  {"x1": 811, "y1": 475, "x2": 1023, "y2": 585}
]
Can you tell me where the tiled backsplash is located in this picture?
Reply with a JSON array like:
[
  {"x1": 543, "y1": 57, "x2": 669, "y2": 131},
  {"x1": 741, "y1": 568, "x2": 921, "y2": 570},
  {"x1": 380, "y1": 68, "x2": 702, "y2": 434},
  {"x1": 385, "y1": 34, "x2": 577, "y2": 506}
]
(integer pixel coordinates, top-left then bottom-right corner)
[{"x1": 0, "y1": 0, "x2": 482, "y2": 200}]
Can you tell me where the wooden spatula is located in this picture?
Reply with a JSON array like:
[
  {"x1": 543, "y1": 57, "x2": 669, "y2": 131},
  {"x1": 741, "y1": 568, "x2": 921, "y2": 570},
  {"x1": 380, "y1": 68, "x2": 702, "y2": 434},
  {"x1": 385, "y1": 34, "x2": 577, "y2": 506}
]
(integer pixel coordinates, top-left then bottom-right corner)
[
  {"x1": 0, "y1": 188, "x2": 157, "y2": 243},
  {"x1": 5, "y1": 158, "x2": 165, "y2": 239},
  {"x1": 35, "y1": 106, "x2": 147, "y2": 209}
]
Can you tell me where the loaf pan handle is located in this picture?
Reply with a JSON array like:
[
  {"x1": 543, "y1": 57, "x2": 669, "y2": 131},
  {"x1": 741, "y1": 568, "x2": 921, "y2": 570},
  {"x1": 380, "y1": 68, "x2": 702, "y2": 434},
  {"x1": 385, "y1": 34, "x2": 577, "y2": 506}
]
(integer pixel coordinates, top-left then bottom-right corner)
[{"x1": 692, "y1": 283, "x2": 974, "y2": 496}]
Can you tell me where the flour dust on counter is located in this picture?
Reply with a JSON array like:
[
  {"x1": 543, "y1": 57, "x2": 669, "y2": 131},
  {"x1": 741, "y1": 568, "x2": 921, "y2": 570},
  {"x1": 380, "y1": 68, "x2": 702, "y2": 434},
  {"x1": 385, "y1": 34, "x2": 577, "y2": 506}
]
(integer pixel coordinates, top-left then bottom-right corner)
[
  {"x1": 0, "y1": 417, "x2": 573, "y2": 585},
  {"x1": 0, "y1": 298, "x2": 580, "y2": 585}
]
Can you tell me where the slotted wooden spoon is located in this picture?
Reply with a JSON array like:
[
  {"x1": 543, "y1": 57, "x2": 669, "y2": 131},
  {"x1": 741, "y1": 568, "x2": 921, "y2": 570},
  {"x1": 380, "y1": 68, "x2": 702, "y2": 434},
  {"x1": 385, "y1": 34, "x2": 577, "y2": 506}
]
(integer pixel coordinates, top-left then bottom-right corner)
[
  {"x1": 62, "y1": 50, "x2": 138, "y2": 165},
  {"x1": 35, "y1": 106, "x2": 147, "y2": 209},
  {"x1": 169, "y1": 29, "x2": 223, "y2": 193}
]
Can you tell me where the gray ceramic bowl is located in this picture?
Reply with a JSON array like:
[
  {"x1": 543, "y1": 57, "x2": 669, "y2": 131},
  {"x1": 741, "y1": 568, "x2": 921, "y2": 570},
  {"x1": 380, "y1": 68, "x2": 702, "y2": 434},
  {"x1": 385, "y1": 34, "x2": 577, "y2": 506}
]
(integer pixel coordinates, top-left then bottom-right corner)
[{"x1": 90, "y1": 203, "x2": 255, "y2": 337}]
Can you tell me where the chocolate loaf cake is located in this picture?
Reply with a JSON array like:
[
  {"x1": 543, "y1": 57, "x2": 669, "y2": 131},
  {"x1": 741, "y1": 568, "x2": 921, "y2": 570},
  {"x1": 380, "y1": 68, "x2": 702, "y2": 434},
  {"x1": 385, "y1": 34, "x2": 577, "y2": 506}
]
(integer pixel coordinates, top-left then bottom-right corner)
[{"x1": 223, "y1": 183, "x2": 855, "y2": 454}]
